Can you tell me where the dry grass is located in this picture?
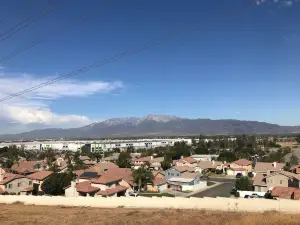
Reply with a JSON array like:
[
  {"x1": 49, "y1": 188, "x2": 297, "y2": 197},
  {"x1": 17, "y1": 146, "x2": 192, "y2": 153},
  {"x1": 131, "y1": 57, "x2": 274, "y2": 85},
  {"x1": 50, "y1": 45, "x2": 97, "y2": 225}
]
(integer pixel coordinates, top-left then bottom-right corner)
[
  {"x1": 1, "y1": 204, "x2": 300, "y2": 225},
  {"x1": 278, "y1": 142, "x2": 298, "y2": 148}
]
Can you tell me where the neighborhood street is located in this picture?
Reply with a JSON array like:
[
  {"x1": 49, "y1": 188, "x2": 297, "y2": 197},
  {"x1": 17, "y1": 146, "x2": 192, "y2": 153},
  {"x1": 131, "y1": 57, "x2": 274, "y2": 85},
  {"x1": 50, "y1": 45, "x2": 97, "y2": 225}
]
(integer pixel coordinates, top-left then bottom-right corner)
[{"x1": 190, "y1": 178, "x2": 235, "y2": 198}]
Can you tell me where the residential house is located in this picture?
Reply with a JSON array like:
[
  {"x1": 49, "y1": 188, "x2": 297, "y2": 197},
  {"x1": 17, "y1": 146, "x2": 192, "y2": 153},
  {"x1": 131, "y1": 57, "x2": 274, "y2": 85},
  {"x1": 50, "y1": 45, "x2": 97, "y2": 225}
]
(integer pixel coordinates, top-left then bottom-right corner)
[
  {"x1": 190, "y1": 154, "x2": 219, "y2": 162},
  {"x1": 253, "y1": 162, "x2": 284, "y2": 176},
  {"x1": 27, "y1": 171, "x2": 53, "y2": 193},
  {"x1": 87, "y1": 162, "x2": 119, "y2": 174},
  {"x1": 227, "y1": 159, "x2": 252, "y2": 176},
  {"x1": 254, "y1": 171, "x2": 300, "y2": 192},
  {"x1": 168, "y1": 172, "x2": 206, "y2": 192},
  {"x1": 174, "y1": 157, "x2": 197, "y2": 167},
  {"x1": 195, "y1": 161, "x2": 223, "y2": 174},
  {"x1": 11, "y1": 160, "x2": 44, "y2": 175},
  {"x1": 65, "y1": 167, "x2": 134, "y2": 197},
  {"x1": 152, "y1": 171, "x2": 165, "y2": 179},
  {"x1": 164, "y1": 166, "x2": 195, "y2": 180},
  {"x1": 271, "y1": 186, "x2": 300, "y2": 200},
  {"x1": 0, "y1": 170, "x2": 33, "y2": 195},
  {"x1": 146, "y1": 177, "x2": 168, "y2": 193},
  {"x1": 291, "y1": 164, "x2": 300, "y2": 174},
  {"x1": 133, "y1": 156, "x2": 164, "y2": 170},
  {"x1": 83, "y1": 160, "x2": 97, "y2": 167}
]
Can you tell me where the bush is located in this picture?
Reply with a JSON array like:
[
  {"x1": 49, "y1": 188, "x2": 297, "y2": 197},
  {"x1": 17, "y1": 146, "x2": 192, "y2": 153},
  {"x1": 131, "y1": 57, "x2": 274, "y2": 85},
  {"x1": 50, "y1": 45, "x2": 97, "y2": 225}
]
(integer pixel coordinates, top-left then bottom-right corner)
[{"x1": 235, "y1": 177, "x2": 253, "y2": 191}]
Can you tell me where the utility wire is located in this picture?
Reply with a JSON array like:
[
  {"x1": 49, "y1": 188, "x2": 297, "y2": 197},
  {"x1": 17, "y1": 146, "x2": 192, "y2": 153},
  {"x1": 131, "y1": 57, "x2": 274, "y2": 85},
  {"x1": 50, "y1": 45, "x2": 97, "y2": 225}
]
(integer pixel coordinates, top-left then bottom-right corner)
[
  {"x1": 0, "y1": 14, "x2": 90, "y2": 64},
  {"x1": 0, "y1": 1, "x2": 255, "y2": 103},
  {"x1": 0, "y1": 0, "x2": 66, "y2": 44}
]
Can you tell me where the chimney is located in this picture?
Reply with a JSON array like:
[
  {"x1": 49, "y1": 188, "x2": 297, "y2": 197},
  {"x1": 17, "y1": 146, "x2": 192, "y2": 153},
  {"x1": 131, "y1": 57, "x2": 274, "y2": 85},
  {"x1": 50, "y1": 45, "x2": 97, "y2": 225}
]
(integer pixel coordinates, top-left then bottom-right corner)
[
  {"x1": 150, "y1": 156, "x2": 153, "y2": 160},
  {"x1": 267, "y1": 170, "x2": 270, "y2": 176},
  {"x1": 71, "y1": 181, "x2": 76, "y2": 188},
  {"x1": 212, "y1": 160, "x2": 215, "y2": 166},
  {"x1": 181, "y1": 156, "x2": 184, "y2": 159},
  {"x1": 273, "y1": 162, "x2": 276, "y2": 168}
]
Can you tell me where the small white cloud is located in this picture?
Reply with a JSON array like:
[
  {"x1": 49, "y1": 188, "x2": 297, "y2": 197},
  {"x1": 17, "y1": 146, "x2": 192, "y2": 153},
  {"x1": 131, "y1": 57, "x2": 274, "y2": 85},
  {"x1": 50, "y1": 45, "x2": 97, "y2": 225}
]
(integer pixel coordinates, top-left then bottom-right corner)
[{"x1": 256, "y1": 0, "x2": 299, "y2": 6}]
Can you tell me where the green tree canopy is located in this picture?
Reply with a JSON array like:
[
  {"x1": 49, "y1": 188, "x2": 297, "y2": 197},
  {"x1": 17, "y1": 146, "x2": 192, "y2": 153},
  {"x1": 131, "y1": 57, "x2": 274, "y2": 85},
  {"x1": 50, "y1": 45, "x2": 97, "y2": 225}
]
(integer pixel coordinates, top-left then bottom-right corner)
[
  {"x1": 41, "y1": 172, "x2": 74, "y2": 196},
  {"x1": 132, "y1": 166, "x2": 154, "y2": 193},
  {"x1": 235, "y1": 177, "x2": 253, "y2": 191},
  {"x1": 217, "y1": 151, "x2": 237, "y2": 162},
  {"x1": 290, "y1": 154, "x2": 299, "y2": 166},
  {"x1": 116, "y1": 152, "x2": 132, "y2": 168}
]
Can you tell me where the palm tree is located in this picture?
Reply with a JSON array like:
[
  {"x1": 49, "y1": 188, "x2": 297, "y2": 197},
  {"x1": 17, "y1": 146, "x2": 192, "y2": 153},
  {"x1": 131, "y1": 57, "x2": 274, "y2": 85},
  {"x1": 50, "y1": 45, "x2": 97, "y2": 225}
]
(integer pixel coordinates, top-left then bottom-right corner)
[{"x1": 132, "y1": 166, "x2": 154, "y2": 193}]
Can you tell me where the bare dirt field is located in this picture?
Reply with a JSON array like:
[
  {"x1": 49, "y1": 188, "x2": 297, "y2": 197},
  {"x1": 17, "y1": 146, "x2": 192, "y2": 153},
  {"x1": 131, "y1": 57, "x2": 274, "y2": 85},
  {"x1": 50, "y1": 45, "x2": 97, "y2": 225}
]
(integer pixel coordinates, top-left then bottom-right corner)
[{"x1": 1, "y1": 204, "x2": 300, "y2": 225}]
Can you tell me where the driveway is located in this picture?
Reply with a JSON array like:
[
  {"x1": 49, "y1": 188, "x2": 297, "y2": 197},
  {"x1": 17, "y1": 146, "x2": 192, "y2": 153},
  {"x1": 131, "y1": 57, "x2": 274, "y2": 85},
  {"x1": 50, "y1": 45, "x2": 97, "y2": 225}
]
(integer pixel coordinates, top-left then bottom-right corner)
[{"x1": 190, "y1": 178, "x2": 235, "y2": 198}]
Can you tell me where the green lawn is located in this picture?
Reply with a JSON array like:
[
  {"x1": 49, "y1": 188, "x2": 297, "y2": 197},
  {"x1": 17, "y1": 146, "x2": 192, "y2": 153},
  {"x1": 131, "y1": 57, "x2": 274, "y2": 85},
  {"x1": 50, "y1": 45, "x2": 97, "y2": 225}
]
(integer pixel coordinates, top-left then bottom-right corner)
[{"x1": 139, "y1": 193, "x2": 175, "y2": 197}]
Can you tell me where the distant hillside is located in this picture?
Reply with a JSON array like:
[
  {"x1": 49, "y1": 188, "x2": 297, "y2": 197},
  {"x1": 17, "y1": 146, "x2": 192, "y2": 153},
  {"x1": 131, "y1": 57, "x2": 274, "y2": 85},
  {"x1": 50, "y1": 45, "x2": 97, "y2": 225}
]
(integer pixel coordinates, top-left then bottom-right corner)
[{"x1": 0, "y1": 115, "x2": 299, "y2": 140}]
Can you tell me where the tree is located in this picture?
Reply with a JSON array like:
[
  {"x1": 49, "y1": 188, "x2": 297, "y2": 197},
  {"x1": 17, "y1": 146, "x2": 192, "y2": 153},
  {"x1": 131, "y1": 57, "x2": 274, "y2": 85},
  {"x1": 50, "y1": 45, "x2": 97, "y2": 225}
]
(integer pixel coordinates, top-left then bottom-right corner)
[
  {"x1": 290, "y1": 154, "x2": 299, "y2": 166},
  {"x1": 116, "y1": 152, "x2": 132, "y2": 168},
  {"x1": 132, "y1": 166, "x2": 154, "y2": 193},
  {"x1": 217, "y1": 152, "x2": 237, "y2": 162},
  {"x1": 235, "y1": 177, "x2": 253, "y2": 191},
  {"x1": 161, "y1": 155, "x2": 172, "y2": 170},
  {"x1": 81, "y1": 145, "x2": 90, "y2": 155},
  {"x1": 41, "y1": 172, "x2": 74, "y2": 195},
  {"x1": 283, "y1": 162, "x2": 291, "y2": 172},
  {"x1": 194, "y1": 147, "x2": 209, "y2": 155}
]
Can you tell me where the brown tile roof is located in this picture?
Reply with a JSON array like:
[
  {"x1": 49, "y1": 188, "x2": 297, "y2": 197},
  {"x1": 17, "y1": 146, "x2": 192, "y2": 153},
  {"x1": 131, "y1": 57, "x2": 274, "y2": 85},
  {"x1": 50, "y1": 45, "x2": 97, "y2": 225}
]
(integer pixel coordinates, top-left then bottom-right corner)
[
  {"x1": 181, "y1": 172, "x2": 198, "y2": 179},
  {"x1": 197, "y1": 161, "x2": 222, "y2": 169},
  {"x1": 91, "y1": 174, "x2": 123, "y2": 184},
  {"x1": 172, "y1": 166, "x2": 189, "y2": 173},
  {"x1": 232, "y1": 159, "x2": 252, "y2": 166},
  {"x1": 268, "y1": 171, "x2": 300, "y2": 180},
  {"x1": 271, "y1": 186, "x2": 296, "y2": 199},
  {"x1": 253, "y1": 174, "x2": 267, "y2": 186},
  {"x1": 97, "y1": 185, "x2": 128, "y2": 196},
  {"x1": 134, "y1": 156, "x2": 152, "y2": 163},
  {"x1": 153, "y1": 177, "x2": 167, "y2": 186},
  {"x1": 177, "y1": 157, "x2": 197, "y2": 164},
  {"x1": 11, "y1": 161, "x2": 41, "y2": 173},
  {"x1": 254, "y1": 162, "x2": 284, "y2": 172},
  {"x1": 27, "y1": 171, "x2": 53, "y2": 181},
  {"x1": 152, "y1": 157, "x2": 164, "y2": 163},
  {"x1": 0, "y1": 174, "x2": 25, "y2": 185},
  {"x1": 87, "y1": 162, "x2": 119, "y2": 174},
  {"x1": 75, "y1": 181, "x2": 100, "y2": 193}
]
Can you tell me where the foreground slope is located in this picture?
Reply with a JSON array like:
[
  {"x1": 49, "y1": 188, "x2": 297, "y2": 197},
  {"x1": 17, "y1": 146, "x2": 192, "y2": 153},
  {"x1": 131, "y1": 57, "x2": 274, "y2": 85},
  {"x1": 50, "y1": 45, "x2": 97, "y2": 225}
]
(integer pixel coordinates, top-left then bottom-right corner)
[{"x1": 0, "y1": 204, "x2": 300, "y2": 225}]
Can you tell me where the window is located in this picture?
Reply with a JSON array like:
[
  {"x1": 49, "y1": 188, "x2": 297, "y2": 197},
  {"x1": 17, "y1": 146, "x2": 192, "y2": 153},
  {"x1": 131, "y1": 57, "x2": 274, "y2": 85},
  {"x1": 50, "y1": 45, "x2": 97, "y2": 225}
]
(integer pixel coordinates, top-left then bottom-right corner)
[
  {"x1": 280, "y1": 180, "x2": 283, "y2": 184},
  {"x1": 29, "y1": 181, "x2": 32, "y2": 185},
  {"x1": 18, "y1": 182, "x2": 21, "y2": 187},
  {"x1": 8, "y1": 184, "x2": 13, "y2": 189}
]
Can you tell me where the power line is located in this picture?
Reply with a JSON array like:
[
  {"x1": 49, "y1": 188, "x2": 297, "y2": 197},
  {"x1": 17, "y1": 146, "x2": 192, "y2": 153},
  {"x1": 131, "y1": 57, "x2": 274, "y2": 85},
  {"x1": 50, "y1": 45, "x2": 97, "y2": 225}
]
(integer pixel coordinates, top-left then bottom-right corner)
[
  {"x1": 0, "y1": 14, "x2": 90, "y2": 64},
  {"x1": 0, "y1": 0, "x2": 66, "y2": 44},
  {"x1": 0, "y1": 1, "x2": 255, "y2": 103}
]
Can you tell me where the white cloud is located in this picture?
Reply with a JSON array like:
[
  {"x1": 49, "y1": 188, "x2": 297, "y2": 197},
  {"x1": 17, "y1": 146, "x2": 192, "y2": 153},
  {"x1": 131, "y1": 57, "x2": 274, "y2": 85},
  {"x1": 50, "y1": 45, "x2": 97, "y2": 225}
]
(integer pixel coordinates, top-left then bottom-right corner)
[
  {"x1": 0, "y1": 73, "x2": 123, "y2": 133},
  {"x1": 256, "y1": 0, "x2": 299, "y2": 6}
]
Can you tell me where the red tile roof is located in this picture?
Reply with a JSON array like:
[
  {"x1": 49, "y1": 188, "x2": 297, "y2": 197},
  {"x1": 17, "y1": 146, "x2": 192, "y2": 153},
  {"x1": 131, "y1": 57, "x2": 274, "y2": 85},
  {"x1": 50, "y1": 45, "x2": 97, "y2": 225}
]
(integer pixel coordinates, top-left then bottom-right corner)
[
  {"x1": 75, "y1": 181, "x2": 100, "y2": 193},
  {"x1": 0, "y1": 174, "x2": 25, "y2": 185},
  {"x1": 87, "y1": 162, "x2": 119, "y2": 174},
  {"x1": 153, "y1": 177, "x2": 167, "y2": 186},
  {"x1": 27, "y1": 171, "x2": 53, "y2": 181},
  {"x1": 97, "y1": 185, "x2": 128, "y2": 196},
  {"x1": 172, "y1": 166, "x2": 189, "y2": 173},
  {"x1": 177, "y1": 157, "x2": 197, "y2": 164},
  {"x1": 134, "y1": 156, "x2": 152, "y2": 163},
  {"x1": 91, "y1": 174, "x2": 123, "y2": 184},
  {"x1": 11, "y1": 161, "x2": 41, "y2": 173},
  {"x1": 271, "y1": 186, "x2": 296, "y2": 199},
  {"x1": 232, "y1": 159, "x2": 252, "y2": 166}
]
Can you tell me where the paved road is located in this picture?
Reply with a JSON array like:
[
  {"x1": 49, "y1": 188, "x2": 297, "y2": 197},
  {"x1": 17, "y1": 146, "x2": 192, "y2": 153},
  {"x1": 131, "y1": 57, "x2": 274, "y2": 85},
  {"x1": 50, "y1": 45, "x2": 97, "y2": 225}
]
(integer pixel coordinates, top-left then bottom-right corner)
[{"x1": 190, "y1": 178, "x2": 235, "y2": 198}]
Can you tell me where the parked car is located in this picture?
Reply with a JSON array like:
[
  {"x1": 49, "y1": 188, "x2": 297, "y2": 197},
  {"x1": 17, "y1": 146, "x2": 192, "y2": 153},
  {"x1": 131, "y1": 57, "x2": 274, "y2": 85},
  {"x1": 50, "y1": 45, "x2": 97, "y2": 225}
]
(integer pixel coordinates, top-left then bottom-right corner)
[{"x1": 236, "y1": 173, "x2": 243, "y2": 178}]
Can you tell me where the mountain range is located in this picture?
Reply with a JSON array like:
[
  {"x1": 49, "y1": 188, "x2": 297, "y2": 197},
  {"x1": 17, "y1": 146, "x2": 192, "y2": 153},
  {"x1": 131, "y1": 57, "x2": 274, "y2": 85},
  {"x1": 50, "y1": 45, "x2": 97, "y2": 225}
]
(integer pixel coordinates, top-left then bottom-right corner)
[{"x1": 0, "y1": 115, "x2": 299, "y2": 140}]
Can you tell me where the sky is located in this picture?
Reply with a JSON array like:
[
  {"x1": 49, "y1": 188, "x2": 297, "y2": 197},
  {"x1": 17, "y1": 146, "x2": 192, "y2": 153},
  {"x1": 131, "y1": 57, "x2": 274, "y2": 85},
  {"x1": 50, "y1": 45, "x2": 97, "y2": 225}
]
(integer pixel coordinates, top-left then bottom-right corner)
[{"x1": 0, "y1": 0, "x2": 299, "y2": 134}]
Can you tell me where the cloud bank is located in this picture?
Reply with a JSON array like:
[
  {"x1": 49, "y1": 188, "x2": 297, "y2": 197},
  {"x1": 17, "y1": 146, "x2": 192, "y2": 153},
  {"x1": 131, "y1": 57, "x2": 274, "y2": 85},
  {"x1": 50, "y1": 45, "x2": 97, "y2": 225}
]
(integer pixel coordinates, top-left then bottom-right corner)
[
  {"x1": 0, "y1": 73, "x2": 123, "y2": 133},
  {"x1": 256, "y1": 0, "x2": 299, "y2": 6}
]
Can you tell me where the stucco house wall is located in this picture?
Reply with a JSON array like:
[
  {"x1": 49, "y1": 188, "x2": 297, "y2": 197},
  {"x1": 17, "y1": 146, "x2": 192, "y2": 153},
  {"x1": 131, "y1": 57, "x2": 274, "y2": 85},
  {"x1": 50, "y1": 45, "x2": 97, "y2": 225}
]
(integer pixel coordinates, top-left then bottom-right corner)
[{"x1": 1, "y1": 177, "x2": 33, "y2": 194}]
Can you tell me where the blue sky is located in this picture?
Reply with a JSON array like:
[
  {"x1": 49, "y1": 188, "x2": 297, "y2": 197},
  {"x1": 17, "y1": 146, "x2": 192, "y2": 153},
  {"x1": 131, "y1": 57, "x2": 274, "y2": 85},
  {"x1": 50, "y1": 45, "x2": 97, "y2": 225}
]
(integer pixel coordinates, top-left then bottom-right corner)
[{"x1": 0, "y1": 0, "x2": 299, "y2": 133}]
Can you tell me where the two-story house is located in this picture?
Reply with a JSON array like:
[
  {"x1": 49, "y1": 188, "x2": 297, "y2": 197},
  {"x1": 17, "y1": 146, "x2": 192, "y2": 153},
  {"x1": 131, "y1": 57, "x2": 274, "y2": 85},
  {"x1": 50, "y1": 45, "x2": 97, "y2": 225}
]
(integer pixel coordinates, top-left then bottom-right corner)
[
  {"x1": 164, "y1": 166, "x2": 195, "y2": 180},
  {"x1": 227, "y1": 159, "x2": 252, "y2": 176},
  {"x1": 167, "y1": 172, "x2": 206, "y2": 192},
  {"x1": 253, "y1": 162, "x2": 284, "y2": 176},
  {"x1": 133, "y1": 156, "x2": 164, "y2": 170},
  {"x1": 195, "y1": 161, "x2": 223, "y2": 174},
  {"x1": 27, "y1": 171, "x2": 53, "y2": 194},
  {"x1": 253, "y1": 171, "x2": 300, "y2": 192},
  {"x1": 174, "y1": 157, "x2": 197, "y2": 167},
  {"x1": 0, "y1": 170, "x2": 33, "y2": 195}
]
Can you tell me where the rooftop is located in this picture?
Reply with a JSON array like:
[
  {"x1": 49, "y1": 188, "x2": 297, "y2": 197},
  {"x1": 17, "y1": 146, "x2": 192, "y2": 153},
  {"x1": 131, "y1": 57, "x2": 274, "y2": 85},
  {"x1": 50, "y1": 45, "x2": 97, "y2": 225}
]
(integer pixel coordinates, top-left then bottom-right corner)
[{"x1": 27, "y1": 171, "x2": 53, "y2": 181}]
